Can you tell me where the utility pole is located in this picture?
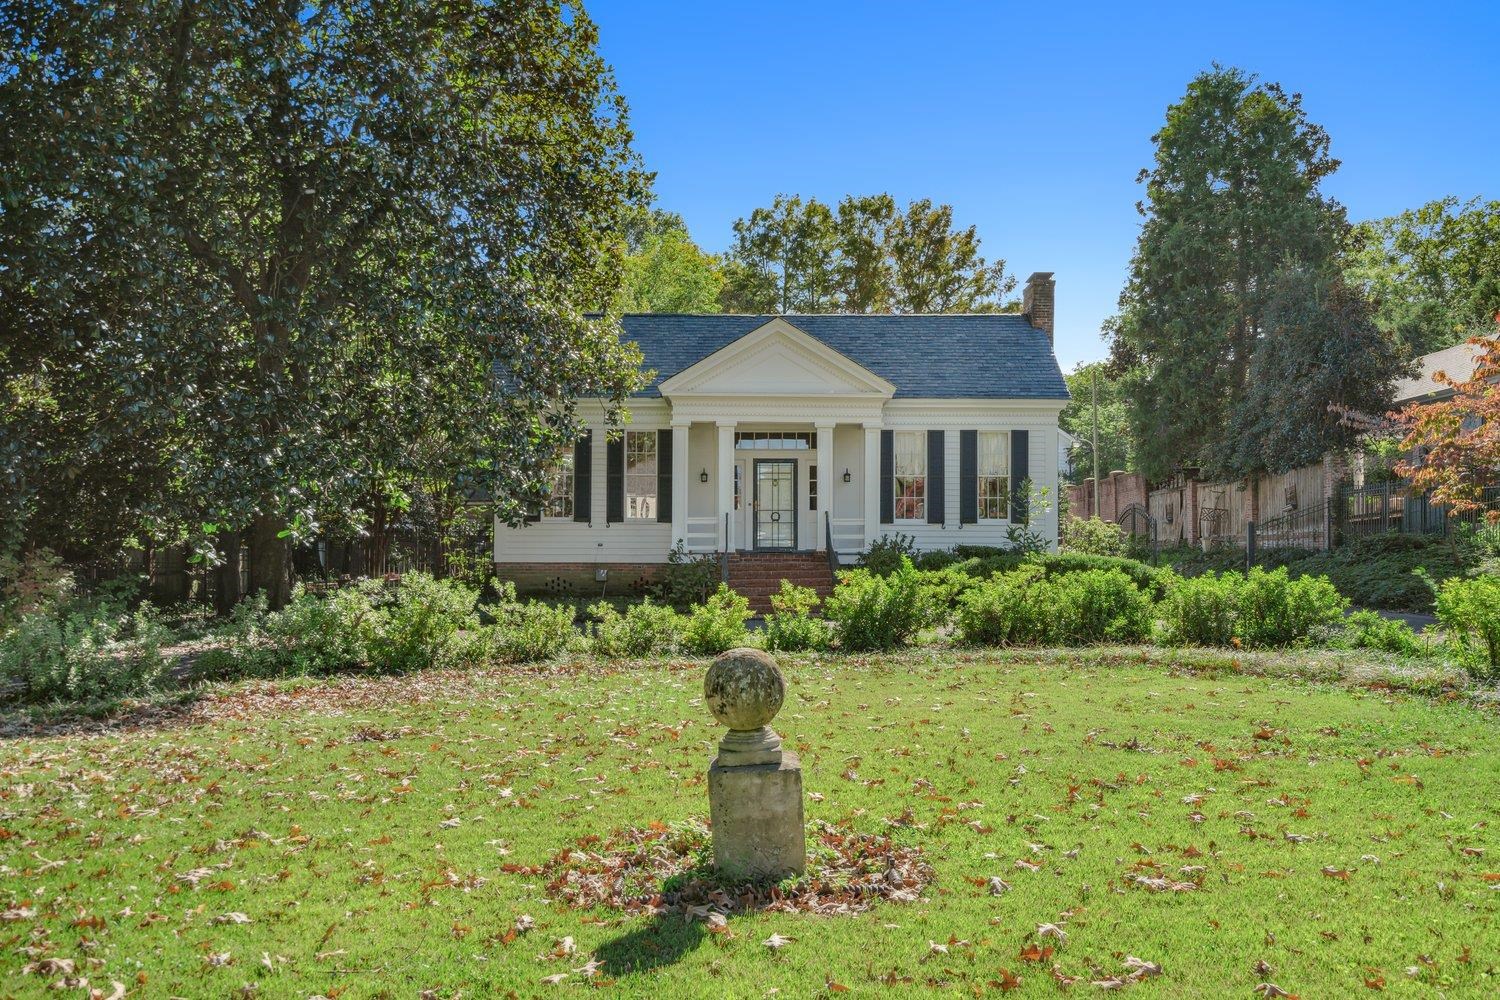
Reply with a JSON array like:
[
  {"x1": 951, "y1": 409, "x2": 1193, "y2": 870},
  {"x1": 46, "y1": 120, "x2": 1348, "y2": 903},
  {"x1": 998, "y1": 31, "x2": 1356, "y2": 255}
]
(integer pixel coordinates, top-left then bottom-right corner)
[{"x1": 1091, "y1": 367, "x2": 1101, "y2": 519}]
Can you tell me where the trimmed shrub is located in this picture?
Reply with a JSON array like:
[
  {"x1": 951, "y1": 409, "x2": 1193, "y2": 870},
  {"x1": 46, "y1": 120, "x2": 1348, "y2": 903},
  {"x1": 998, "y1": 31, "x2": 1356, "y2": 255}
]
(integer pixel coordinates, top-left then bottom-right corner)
[
  {"x1": 1435, "y1": 574, "x2": 1500, "y2": 677},
  {"x1": 1050, "y1": 568, "x2": 1153, "y2": 644},
  {"x1": 365, "y1": 573, "x2": 482, "y2": 672},
  {"x1": 1159, "y1": 572, "x2": 1242, "y2": 647},
  {"x1": 1237, "y1": 567, "x2": 1347, "y2": 649},
  {"x1": 1037, "y1": 553, "x2": 1174, "y2": 601},
  {"x1": 824, "y1": 559, "x2": 937, "y2": 652},
  {"x1": 1342, "y1": 610, "x2": 1424, "y2": 657},
  {"x1": 860, "y1": 533, "x2": 919, "y2": 576},
  {"x1": 590, "y1": 599, "x2": 682, "y2": 658},
  {"x1": 655, "y1": 541, "x2": 720, "y2": 608},
  {"x1": 484, "y1": 599, "x2": 577, "y2": 663},
  {"x1": 1, "y1": 602, "x2": 169, "y2": 704},
  {"x1": 914, "y1": 549, "x2": 960, "y2": 571},
  {"x1": 253, "y1": 585, "x2": 375, "y2": 675},
  {"x1": 953, "y1": 566, "x2": 1053, "y2": 646},
  {"x1": 681, "y1": 584, "x2": 753, "y2": 655},
  {"x1": 763, "y1": 582, "x2": 829, "y2": 652},
  {"x1": 1060, "y1": 516, "x2": 1129, "y2": 557}
]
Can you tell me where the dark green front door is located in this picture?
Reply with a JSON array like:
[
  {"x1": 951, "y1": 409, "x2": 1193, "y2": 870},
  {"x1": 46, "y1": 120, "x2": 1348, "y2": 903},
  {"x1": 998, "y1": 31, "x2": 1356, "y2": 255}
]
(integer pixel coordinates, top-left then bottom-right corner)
[{"x1": 753, "y1": 459, "x2": 797, "y2": 550}]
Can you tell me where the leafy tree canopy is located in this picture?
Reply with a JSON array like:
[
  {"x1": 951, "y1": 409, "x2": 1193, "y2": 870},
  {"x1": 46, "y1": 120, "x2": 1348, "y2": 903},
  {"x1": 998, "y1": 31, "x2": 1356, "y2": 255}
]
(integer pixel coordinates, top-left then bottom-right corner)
[
  {"x1": 0, "y1": 0, "x2": 648, "y2": 604},
  {"x1": 720, "y1": 193, "x2": 1016, "y2": 314},
  {"x1": 615, "y1": 209, "x2": 724, "y2": 313},
  {"x1": 1059, "y1": 361, "x2": 1135, "y2": 484},
  {"x1": 1346, "y1": 197, "x2": 1500, "y2": 355},
  {"x1": 1109, "y1": 65, "x2": 1407, "y2": 483}
]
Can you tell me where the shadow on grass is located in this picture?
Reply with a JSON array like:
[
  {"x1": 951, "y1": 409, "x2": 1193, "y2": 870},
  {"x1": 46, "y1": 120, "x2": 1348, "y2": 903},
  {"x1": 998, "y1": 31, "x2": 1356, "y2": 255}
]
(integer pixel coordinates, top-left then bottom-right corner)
[{"x1": 595, "y1": 915, "x2": 708, "y2": 976}]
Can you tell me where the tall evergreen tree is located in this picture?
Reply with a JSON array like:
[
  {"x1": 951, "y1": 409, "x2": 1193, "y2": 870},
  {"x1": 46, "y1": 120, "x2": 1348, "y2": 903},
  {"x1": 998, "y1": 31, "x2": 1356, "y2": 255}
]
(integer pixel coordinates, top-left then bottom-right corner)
[{"x1": 1109, "y1": 66, "x2": 1387, "y2": 484}]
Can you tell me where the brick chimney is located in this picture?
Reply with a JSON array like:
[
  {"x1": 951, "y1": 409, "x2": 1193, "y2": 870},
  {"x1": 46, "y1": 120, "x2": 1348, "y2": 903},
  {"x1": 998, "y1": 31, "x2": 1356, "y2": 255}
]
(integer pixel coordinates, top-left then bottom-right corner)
[{"x1": 1022, "y1": 271, "x2": 1055, "y2": 343}]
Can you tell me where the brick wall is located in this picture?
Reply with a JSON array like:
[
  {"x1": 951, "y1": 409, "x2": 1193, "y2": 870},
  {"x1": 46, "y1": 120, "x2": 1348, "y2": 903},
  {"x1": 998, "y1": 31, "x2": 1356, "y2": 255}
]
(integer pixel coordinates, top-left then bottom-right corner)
[
  {"x1": 1066, "y1": 471, "x2": 1148, "y2": 525},
  {"x1": 493, "y1": 562, "x2": 666, "y2": 599}
]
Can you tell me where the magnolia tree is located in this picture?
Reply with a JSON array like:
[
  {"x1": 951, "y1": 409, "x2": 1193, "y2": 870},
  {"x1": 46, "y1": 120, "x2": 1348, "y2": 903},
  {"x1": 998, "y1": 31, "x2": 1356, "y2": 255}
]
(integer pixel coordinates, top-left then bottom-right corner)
[{"x1": 2, "y1": 1, "x2": 647, "y2": 605}]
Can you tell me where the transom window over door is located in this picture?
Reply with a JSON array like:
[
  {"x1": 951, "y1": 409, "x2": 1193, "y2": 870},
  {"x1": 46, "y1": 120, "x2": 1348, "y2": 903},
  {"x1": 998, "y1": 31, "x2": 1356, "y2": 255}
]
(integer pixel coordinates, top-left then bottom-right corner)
[
  {"x1": 625, "y1": 431, "x2": 657, "y2": 519},
  {"x1": 544, "y1": 451, "x2": 575, "y2": 518},
  {"x1": 893, "y1": 431, "x2": 926, "y2": 520},
  {"x1": 977, "y1": 431, "x2": 1009, "y2": 520}
]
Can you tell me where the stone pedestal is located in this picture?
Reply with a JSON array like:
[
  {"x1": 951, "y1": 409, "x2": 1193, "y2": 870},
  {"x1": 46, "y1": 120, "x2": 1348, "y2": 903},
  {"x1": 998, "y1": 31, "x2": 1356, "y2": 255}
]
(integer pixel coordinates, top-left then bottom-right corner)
[
  {"x1": 703, "y1": 648, "x2": 806, "y2": 881},
  {"x1": 708, "y1": 753, "x2": 805, "y2": 880}
]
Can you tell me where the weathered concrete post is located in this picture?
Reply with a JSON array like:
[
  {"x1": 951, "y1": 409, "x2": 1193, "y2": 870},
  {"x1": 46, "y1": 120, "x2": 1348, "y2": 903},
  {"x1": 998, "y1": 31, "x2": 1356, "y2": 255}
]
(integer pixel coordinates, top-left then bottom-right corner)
[{"x1": 704, "y1": 647, "x2": 805, "y2": 880}]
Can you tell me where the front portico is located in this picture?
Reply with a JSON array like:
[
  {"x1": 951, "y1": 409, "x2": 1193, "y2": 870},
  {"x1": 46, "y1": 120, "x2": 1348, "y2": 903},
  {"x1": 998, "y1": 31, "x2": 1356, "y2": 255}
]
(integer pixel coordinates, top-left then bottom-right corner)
[{"x1": 661, "y1": 318, "x2": 893, "y2": 560}]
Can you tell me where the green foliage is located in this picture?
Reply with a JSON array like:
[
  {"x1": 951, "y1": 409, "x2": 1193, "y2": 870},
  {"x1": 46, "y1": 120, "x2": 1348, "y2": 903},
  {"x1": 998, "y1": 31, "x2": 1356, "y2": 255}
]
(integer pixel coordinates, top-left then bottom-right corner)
[
  {"x1": 1060, "y1": 516, "x2": 1129, "y2": 556},
  {"x1": 1159, "y1": 573, "x2": 1242, "y2": 647},
  {"x1": 681, "y1": 584, "x2": 753, "y2": 656},
  {"x1": 590, "y1": 599, "x2": 682, "y2": 659},
  {"x1": 0, "y1": 601, "x2": 169, "y2": 704},
  {"x1": 1341, "y1": 610, "x2": 1424, "y2": 657},
  {"x1": 483, "y1": 599, "x2": 577, "y2": 665},
  {"x1": 1227, "y1": 268, "x2": 1414, "y2": 475},
  {"x1": 1169, "y1": 533, "x2": 1470, "y2": 613},
  {"x1": 719, "y1": 193, "x2": 1014, "y2": 313},
  {"x1": 1110, "y1": 66, "x2": 1355, "y2": 482},
  {"x1": 953, "y1": 567, "x2": 1054, "y2": 647},
  {"x1": 1347, "y1": 196, "x2": 1500, "y2": 353},
  {"x1": 823, "y1": 559, "x2": 937, "y2": 652},
  {"x1": 1036, "y1": 553, "x2": 1173, "y2": 601},
  {"x1": 656, "y1": 541, "x2": 721, "y2": 609},
  {"x1": 859, "y1": 533, "x2": 919, "y2": 576},
  {"x1": 0, "y1": 548, "x2": 74, "y2": 629},
  {"x1": 762, "y1": 582, "x2": 830, "y2": 652},
  {"x1": 254, "y1": 585, "x2": 377, "y2": 676},
  {"x1": 1059, "y1": 361, "x2": 1134, "y2": 482},
  {"x1": 1238, "y1": 568, "x2": 1347, "y2": 648},
  {"x1": 2, "y1": 3, "x2": 646, "y2": 597},
  {"x1": 617, "y1": 209, "x2": 724, "y2": 313},
  {"x1": 362, "y1": 574, "x2": 480, "y2": 674},
  {"x1": 1050, "y1": 569, "x2": 1154, "y2": 645},
  {"x1": 1435, "y1": 574, "x2": 1500, "y2": 677}
]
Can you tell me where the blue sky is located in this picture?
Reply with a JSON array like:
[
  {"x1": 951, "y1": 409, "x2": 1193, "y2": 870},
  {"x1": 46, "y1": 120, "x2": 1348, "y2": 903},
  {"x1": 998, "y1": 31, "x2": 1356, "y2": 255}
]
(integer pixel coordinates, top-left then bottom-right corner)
[{"x1": 588, "y1": 0, "x2": 1499, "y2": 370}]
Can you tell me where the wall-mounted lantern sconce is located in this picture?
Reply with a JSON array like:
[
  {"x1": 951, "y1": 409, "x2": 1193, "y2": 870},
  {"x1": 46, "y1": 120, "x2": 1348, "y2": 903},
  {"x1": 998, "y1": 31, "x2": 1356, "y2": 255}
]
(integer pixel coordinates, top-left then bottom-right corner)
[
  {"x1": 842, "y1": 468, "x2": 852, "y2": 484},
  {"x1": 699, "y1": 468, "x2": 709, "y2": 483}
]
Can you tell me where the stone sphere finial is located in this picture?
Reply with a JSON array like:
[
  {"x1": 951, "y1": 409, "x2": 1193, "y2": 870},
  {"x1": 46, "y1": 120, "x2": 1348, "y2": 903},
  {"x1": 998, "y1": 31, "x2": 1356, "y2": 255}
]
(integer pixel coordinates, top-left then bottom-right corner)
[{"x1": 704, "y1": 647, "x2": 785, "y2": 732}]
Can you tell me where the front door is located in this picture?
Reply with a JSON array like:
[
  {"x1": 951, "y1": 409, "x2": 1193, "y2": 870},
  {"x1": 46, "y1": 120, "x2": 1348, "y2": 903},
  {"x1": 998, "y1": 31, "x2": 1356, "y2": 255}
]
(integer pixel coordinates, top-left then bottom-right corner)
[{"x1": 753, "y1": 459, "x2": 797, "y2": 551}]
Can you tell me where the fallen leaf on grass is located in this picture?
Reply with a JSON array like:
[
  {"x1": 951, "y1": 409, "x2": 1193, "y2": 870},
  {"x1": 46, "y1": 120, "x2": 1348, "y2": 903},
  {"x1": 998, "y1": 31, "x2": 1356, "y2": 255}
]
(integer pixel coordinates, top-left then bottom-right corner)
[{"x1": 764, "y1": 933, "x2": 795, "y2": 950}]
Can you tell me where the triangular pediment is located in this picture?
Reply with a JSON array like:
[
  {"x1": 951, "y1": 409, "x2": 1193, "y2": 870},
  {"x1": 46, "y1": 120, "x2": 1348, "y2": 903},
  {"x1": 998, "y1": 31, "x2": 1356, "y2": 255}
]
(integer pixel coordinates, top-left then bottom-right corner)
[{"x1": 658, "y1": 318, "x2": 895, "y2": 398}]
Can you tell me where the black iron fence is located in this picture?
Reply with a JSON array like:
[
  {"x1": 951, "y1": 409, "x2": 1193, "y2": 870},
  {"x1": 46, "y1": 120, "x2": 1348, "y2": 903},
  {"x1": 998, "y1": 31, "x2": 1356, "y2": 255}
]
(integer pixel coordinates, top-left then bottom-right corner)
[{"x1": 1252, "y1": 482, "x2": 1500, "y2": 558}]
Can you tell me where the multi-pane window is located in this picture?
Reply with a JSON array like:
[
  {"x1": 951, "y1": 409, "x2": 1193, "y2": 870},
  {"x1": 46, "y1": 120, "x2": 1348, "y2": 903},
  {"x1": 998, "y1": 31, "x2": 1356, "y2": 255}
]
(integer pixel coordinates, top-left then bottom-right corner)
[
  {"x1": 544, "y1": 451, "x2": 575, "y2": 518},
  {"x1": 809, "y1": 465, "x2": 818, "y2": 511},
  {"x1": 735, "y1": 431, "x2": 817, "y2": 450},
  {"x1": 625, "y1": 431, "x2": 657, "y2": 519},
  {"x1": 977, "y1": 431, "x2": 1009, "y2": 520},
  {"x1": 733, "y1": 465, "x2": 742, "y2": 510},
  {"x1": 893, "y1": 431, "x2": 926, "y2": 520}
]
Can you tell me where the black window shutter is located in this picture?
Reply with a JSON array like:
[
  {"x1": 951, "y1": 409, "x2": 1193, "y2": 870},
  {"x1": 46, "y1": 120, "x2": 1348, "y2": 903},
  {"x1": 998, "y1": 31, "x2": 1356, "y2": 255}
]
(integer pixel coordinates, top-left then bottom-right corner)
[
  {"x1": 926, "y1": 430, "x2": 945, "y2": 525},
  {"x1": 959, "y1": 430, "x2": 978, "y2": 524},
  {"x1": 573, "y1": 431, "x2": 592, "y2": 523},
  {"x1": 606, "y1": 436, "x2": 625, "y2": 523},
  {"x1": 879, "y1": 430, "x2": 894, "y2": 524},
  {"x1": 1010, "y1": 429, "x2": 1030, "y2": 523},
  {"x1": 656, "y1": 429, "x2": 672, "y2": 523}
]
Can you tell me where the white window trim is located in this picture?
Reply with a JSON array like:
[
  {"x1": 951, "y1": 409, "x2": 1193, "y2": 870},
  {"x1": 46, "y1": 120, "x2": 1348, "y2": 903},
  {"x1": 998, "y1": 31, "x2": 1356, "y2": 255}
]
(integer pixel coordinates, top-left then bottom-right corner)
[
  {"x1": 892, "y1": 430, "x2": 927, "y2": 523},
  {"x1": 977, "y1": 430, "x2": 1011, "y2": 523},
  {"x1": 543, "y1": 452, "x2": 575, "y2": 521},
  {"x1": 624, "y1": 429, "x2": 658, "y2": 522}
]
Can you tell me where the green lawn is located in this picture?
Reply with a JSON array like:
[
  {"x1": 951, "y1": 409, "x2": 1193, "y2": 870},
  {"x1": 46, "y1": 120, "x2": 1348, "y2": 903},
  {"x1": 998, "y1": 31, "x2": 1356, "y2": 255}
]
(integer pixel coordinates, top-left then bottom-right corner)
[{"x1": 2, "y1": 649, "x2": 1497, "y2": 998}]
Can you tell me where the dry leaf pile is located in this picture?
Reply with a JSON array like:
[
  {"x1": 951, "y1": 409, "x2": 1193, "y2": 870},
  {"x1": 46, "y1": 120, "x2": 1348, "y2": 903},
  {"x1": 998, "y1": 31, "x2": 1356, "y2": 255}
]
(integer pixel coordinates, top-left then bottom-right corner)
[{"x1": 511, "y1": 819, "x2": 934, "y2": 917}]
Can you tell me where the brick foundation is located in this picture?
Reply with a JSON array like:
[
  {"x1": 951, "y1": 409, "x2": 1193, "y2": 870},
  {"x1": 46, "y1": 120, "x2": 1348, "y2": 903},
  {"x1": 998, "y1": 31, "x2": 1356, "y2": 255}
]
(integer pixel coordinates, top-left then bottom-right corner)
[{"x1": 493, "y1": 562, "x2": 666, "y2": 599}]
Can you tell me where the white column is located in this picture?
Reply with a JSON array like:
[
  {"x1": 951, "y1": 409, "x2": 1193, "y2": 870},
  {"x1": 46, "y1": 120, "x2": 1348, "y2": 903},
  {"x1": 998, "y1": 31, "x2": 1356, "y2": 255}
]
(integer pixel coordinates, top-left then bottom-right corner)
[
  {"x1": 716, "y1": 421, "x2": 736, "y2": 551},
  {"x1": 670, "y1": 421, "x2": 689, "y2": 549},
  {"x1": 863, "y1": 423, "x2": 882, "y2": 547},
  {"x1": 814, "y1": 422, "x2": 834, "y2": 551}
]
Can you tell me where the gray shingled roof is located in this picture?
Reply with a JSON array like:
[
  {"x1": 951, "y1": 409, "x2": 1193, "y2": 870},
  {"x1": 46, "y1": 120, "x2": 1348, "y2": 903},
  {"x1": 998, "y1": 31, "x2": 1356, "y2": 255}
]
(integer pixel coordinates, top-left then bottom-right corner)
[
  {"x1": 1393, "y1": 338, "x2": 1492, "y2": 405},
  {"x1": 618, "y1": 313, "x2": 1069, "y2": 400}
]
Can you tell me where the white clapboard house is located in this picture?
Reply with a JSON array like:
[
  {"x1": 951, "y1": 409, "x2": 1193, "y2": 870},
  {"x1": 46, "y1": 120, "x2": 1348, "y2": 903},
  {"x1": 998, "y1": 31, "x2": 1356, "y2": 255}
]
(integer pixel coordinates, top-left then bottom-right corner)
[{"x1": 493, "y1": 273, "x2": 1070, "y2": 605}]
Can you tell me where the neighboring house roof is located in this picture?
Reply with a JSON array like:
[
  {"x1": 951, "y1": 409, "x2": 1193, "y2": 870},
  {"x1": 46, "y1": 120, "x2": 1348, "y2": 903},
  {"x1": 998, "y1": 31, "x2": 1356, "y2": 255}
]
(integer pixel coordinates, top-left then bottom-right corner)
[
  {"x1": 618, "y1": 313, "x2": 1069, "y2": 400},
  {"x1": 1394, "y1": 339, "x2": 1491, "y2": 405}
]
